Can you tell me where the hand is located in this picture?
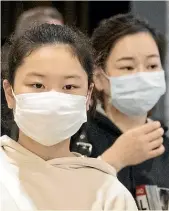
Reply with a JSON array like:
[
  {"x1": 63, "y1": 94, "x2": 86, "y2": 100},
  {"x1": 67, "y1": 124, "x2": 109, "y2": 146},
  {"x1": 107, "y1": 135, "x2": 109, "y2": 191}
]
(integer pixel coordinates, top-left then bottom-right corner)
[{"x1": 100, "y1": 121, "x2": 165, "y2": 172}]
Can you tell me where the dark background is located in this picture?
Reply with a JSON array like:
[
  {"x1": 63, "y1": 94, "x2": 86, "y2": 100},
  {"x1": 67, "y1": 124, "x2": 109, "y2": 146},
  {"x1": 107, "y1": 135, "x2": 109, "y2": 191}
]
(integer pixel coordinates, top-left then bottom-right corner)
[{"x1": 1, "y1": 1, "x2": 130, "y2": 44}]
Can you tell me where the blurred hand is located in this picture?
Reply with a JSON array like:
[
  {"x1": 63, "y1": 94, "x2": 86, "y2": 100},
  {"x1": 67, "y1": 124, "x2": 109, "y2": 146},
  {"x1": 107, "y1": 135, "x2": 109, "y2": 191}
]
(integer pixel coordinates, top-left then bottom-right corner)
[{"x1": 100, "y1": 121, "x2": 165, "y2": 172}]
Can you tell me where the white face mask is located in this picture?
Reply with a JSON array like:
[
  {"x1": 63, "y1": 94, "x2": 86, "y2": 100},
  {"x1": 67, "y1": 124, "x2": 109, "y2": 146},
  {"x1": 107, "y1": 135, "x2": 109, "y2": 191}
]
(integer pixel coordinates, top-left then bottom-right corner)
[
  {"x1": 109, "y1": 71, "x2": 166, "y2": 116},
  {"x1": 13, "y1": 91, "x2": 87, "y2": 146}
]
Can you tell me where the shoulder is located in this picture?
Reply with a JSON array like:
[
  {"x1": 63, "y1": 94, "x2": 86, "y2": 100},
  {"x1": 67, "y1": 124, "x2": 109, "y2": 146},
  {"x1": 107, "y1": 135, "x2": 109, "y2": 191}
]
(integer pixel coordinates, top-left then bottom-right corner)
[
  {"x1": 107, "y1": 178, "x2": 138, "y2": 210},
  {"x1": 0, "y1": 135, "x2": 19, "y2": 180},
  {"x1": 0, "y1": 136, "x2": 20, "y2": 211},
  {"x1": 0, "y1": 135, "x2": 11, "y2": 162},
  {"x1": 92, "y1": 175, "x2": 138, "y2": 210},
  {"x1": 0, "y1": 181, "x2": 20, "y2": 211},
  {"x1": 87, "y1": 112, "x2": 121, "y2": 157}
]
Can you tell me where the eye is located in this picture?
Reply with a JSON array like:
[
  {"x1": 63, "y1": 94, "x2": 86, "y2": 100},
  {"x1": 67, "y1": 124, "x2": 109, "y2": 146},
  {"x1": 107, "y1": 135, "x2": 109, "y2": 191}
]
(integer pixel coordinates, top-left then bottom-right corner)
[
  {"x1": 120, "y1": 66, "x2": 134, "y2": 71},
  {"x1": 63, "y1": 85, "x2": 77, "y2": 90},
  {"x1": 32, "y1": 83, "x2": 45, "y2": 89},
  {"x1": 148, "y1": 64, "x2": 158, "y2": 70}
]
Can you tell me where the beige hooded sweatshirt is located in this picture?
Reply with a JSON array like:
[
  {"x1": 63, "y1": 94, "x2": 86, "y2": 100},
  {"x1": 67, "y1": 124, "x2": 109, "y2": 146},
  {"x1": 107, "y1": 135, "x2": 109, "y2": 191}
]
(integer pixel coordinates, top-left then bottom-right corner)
[{"x1": 0, "y1": 135, "x2": 137, "y2": 211}]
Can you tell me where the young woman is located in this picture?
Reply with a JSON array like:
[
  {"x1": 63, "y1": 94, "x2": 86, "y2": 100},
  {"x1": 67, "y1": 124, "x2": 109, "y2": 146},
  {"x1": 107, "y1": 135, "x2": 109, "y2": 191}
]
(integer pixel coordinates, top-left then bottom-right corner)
[
  {"x1": 0, "y1": 24, "x2": 137, "y2": 210},
  {"x1": 88, "y1": 14, "x2": 169, "y2": 197}
]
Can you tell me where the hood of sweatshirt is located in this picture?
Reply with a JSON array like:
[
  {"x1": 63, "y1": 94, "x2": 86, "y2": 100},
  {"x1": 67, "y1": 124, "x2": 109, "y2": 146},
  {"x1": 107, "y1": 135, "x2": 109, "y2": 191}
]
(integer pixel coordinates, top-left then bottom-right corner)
[{"x1": 0, "y1": 135, "x2": 116, "y2": 176}]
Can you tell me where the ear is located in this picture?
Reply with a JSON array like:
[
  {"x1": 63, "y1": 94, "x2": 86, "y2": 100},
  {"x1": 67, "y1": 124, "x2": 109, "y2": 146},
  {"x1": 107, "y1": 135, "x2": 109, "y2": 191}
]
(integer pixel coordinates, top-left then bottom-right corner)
[
  {"x1": 93, "y1": 68, "x2": 104, "y2": 91},
  {"x1": 86, "y1": 83, "x2": 94, "y2": 111},
  {"x1": 93, "y1": 68, "x2": 110, "y2": 96},
  {"x1": 3, "y1": 80, "x2": 15, "y2": 109}
]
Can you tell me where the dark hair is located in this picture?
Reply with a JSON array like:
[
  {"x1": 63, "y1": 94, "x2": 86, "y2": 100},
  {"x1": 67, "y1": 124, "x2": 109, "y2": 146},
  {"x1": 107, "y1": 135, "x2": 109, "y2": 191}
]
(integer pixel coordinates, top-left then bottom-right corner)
[
  {"x1": 15, "y1": 7, "x2": 63, "y2": 37},
  {"x1": 1, "y1": 24, "x2": 94, "y2": 131},
  {"x1": 7, "y1": 24, "x2": 94, "y2": 86},
  {"x1": 92, "y1": 13, "x2": 166, "y2": 69}
]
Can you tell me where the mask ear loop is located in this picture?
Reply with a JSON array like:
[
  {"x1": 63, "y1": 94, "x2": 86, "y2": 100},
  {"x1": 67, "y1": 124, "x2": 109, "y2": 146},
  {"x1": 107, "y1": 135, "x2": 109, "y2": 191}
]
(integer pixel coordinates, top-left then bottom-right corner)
[
  {"x1": 102, "y1": 71, "x2": 109, "y2": 80},
  {"x1": 11, "y1": 88, "x2": 22, "y2": 106},
  {"x1": 11, "y1": 88, "x2": 21, "y2": 112},
  {"x1": 11, "y1": 88, "x2": 17, "y2": 101},
  {"x1": 10, "y1": 88, "x2": 20, "y2": 140},
  {"x1": 86, "y1": 90, "x2": 91, "y2": 103},
  {"x1": 86, "y1": 81, "x2": 94, "y2": 103}
]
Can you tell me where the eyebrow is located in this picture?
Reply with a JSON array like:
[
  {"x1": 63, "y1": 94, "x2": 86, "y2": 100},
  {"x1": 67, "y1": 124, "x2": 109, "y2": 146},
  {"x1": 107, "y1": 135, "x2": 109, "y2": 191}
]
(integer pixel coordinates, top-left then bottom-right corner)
[
  {"x1": 116, "y1": 57, "x2": 134, "y2": 62},
  {"x1": 116, "y1": 54, "x2": 159, "y2": 62},
  {"x1": 146, "y1": 54, "x2": 160, "y2": 59},
  {"x1": 26, "y1": 73, "x2": 82, "y2": 79},
  {"x1": 63, "y1": 75, "x2": 82, "y2": 79},
  {"x1": 26, "y1": 72, "x2": 45, "y2": 78}
]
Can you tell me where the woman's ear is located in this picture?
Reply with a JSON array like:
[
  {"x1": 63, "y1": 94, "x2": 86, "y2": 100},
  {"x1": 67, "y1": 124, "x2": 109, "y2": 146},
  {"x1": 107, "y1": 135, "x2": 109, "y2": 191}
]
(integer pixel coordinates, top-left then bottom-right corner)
[
  {"x1": 93, "y1": 68, "x2": 105, "y2": 91},
  {"x1": 93, "y1": 68, "x2": 110, "y2": 96},
  {"x1": 3, "y1": 80, "x2": 15, "y2": 109},
  {"x1": 86, "y1": 83, "x2": 94, "y2": 111}
]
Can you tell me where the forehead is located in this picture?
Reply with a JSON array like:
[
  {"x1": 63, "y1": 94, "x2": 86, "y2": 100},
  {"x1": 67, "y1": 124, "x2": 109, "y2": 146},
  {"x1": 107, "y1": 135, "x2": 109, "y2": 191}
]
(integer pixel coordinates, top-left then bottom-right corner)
[
  {"x1": 109, "y1": 32, "x2": 160, "y2": 59},
  {"x1": 16, "y1": 44, "x2": 87, "y2": 79}
]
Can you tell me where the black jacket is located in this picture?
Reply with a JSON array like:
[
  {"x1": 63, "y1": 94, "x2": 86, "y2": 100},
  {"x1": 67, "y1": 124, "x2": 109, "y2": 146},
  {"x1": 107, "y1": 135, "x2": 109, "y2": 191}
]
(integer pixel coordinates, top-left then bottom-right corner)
[{"x1": 84, "y1": 111, "x2": 169, "y2": 196}]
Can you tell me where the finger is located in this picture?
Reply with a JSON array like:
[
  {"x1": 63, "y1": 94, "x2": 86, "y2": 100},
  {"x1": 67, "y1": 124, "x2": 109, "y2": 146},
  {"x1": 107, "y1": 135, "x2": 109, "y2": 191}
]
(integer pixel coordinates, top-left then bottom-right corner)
[
  {"x1": 149, "y1": 137, "x2": 163, "y2": 150},
  {"x1": 149, "y1": 145, "x2": 165, "y2": 159},
  {"x1": 137, "y1": 121, "x2": 161, "y2": 134},
  {"x1": 145, "y1": 128, "x2": 164, "y2": 142}
]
